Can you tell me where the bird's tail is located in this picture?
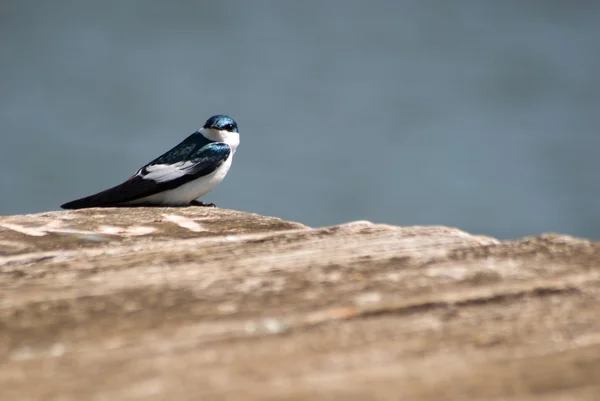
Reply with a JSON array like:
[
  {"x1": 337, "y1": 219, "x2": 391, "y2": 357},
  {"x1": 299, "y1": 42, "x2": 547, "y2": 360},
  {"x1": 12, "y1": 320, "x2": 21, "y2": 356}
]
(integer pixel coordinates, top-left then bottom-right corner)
[{"x1": 60, "y1": 194, "x2": 113, "y2": 209}]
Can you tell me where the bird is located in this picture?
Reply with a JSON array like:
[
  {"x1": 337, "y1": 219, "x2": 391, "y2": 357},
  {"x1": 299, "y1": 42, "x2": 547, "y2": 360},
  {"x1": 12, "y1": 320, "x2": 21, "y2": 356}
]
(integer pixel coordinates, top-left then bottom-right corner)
[{"x1": 61, "y1": 114, "x2": 240, "y2": 209}]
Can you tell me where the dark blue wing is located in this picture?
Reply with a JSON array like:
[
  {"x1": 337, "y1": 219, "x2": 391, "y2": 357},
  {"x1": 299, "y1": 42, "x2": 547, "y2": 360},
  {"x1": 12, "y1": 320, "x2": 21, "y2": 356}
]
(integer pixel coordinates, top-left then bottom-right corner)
[
  {"x1": 61, "y1": 142, "x2": 231, "y2": 209},
  {"x1": 146, "y1": 131, "x2": 213, "y2": 165},
  {"x1": 142, "y1": 142, "x2": 231, "y2": 186}
]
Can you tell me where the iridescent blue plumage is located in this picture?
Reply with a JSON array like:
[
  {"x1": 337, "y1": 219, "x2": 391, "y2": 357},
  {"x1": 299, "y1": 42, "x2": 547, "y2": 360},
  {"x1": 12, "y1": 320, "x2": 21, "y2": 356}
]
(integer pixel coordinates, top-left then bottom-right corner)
[
  {"x1": 148, "y1": 132, "x2": 213, "y2": 166},
  {"x1": 203, "y1": 115, "x2": 238, "y2": 132}
]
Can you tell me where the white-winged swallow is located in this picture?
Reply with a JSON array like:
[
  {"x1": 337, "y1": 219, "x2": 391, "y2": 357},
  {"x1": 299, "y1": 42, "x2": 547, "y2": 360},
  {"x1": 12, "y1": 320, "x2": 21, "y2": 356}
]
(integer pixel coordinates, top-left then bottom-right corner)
[{"x1": 61, "y1": 114, "x2": 239, "y2": 209}]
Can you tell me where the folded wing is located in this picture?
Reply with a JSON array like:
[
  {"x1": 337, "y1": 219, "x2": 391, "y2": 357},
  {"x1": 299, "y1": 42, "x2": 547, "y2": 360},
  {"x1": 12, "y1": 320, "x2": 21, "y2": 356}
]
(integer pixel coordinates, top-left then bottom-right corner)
[{"x1": 61, "y1": 142, "x2": 231, "y2": 209}]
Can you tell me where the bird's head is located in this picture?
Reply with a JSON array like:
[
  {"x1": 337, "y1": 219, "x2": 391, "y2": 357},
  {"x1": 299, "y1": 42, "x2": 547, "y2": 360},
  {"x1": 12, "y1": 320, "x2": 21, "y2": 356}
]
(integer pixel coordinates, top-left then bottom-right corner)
[
  {"x1": 203, "y1": 114, "x2": 238, "y2": 133},
  {"x1": 200, "y1": 114, "x2": 240, "y2": 152}
]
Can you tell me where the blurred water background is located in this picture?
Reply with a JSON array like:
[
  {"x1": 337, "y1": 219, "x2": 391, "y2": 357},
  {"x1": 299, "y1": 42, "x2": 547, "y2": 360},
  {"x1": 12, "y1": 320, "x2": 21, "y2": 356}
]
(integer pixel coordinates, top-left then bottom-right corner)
[{"x1": 1, "y1": 1, "x2": 599, "y2": 239}]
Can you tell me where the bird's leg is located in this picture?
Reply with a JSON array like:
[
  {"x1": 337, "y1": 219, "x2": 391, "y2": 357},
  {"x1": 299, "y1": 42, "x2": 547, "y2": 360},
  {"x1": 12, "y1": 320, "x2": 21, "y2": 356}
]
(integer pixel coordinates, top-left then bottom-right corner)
[{"x1": 190, "y1": 200, "x2": 216, "y2": 207}]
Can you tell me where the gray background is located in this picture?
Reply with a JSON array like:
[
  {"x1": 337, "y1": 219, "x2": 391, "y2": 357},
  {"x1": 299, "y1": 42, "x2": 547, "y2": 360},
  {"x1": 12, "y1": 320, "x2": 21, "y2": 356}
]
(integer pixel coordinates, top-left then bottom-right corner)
[{"x1": 2, "y1": 1, "x2": 599, "y2": 239}]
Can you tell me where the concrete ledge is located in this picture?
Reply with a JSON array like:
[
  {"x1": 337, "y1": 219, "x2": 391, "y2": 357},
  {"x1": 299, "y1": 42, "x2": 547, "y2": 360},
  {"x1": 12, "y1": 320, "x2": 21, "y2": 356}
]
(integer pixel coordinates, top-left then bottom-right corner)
[{"x1": 1, "y1": 208, "x2": 599, "y2": 400}]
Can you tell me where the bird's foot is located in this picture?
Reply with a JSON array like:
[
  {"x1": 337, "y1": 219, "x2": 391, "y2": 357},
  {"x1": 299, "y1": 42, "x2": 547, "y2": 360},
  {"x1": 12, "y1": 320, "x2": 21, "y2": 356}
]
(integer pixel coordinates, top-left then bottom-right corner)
[{"x1": 190, "y1": 200, "x2": 216, "y2": 207}]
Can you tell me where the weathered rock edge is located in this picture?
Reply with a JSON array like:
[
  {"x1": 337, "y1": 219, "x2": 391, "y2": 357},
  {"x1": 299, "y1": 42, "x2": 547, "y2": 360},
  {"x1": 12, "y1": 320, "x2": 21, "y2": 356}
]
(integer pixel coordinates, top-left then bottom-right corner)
[{"x1": 0, "y1": 208, "x2": 599, "y2": 401}]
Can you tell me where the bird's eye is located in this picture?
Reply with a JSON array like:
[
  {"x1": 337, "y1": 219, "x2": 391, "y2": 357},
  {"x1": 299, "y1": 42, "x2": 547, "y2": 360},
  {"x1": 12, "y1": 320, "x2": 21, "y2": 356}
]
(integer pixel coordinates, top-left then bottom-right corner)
[{"x1": 224, "y1": 123, "x2": 234, "y2": 131}]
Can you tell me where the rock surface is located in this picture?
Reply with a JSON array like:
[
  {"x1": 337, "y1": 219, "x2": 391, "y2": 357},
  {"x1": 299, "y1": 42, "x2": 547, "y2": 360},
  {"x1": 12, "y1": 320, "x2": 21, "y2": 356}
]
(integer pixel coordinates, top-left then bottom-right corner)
[{"x1": 0, "y1": 208, "x2": 599, "y2": 400}]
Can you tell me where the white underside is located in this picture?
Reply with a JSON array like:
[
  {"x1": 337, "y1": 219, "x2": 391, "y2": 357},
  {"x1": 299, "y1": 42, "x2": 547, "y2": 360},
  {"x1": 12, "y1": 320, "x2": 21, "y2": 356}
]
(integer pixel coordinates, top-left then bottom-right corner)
[{"x1": 123, "y1": 154, "x2": 233, "y2": 206}]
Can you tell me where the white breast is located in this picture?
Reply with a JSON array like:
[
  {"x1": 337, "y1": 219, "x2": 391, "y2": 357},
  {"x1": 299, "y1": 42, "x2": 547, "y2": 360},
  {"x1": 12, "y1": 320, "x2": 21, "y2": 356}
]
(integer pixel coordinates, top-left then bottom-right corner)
[{"x1": 201, "y1": 128, "x2": 240, "y2": 154}]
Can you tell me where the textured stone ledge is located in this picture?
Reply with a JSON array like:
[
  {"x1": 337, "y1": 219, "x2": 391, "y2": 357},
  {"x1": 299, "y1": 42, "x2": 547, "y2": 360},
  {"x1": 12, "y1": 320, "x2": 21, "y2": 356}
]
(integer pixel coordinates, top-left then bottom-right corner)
[{"x1": 1, "y1": 208, "x2": 599, "y2": 400}]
